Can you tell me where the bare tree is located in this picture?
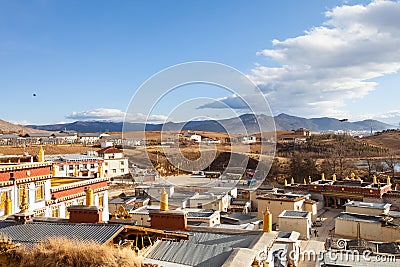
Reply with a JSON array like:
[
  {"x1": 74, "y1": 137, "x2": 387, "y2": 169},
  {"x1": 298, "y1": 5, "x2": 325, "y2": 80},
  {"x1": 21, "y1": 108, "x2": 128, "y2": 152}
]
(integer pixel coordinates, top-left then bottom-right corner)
[{"x1": 384, "y1": 152, "x2": 399, "y2": 179}]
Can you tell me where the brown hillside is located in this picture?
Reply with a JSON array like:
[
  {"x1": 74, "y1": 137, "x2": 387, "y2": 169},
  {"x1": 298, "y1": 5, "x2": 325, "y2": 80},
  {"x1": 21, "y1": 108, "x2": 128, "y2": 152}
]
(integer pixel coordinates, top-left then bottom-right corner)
[
  {"x1": 361, "y1": 130, "x2": 400, "y2": 151},
  {"x1": 0, "y1": 119, "x2": 46, "y2": 134}
]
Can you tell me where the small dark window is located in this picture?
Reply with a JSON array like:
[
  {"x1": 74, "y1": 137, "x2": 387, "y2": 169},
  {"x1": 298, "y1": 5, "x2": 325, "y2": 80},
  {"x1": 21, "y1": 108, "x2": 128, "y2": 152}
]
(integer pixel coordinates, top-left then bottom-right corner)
[{"x1": 9, "y1": 172, "x2": 14, "y2": 179}]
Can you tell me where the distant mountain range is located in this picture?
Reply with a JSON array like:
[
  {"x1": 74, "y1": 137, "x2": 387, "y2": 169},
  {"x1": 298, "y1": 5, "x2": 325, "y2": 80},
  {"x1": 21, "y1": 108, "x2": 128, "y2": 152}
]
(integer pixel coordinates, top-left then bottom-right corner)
[{"x1": 26, "y1": 113, "x2": 395, "y2": 134}]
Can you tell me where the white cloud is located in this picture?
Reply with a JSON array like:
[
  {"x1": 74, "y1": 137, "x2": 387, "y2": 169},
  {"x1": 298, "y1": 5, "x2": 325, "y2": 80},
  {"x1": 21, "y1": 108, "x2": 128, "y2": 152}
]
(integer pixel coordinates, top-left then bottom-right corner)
[
  {"x1": 213, "y1": 0, "x2": 400, "y2": 118},
  {"x1": 353, "y1": 109, "x2": 400, "y2": 124},
  {"x1": 66, "y1": 108, "x2": 169, "y2": 123}
]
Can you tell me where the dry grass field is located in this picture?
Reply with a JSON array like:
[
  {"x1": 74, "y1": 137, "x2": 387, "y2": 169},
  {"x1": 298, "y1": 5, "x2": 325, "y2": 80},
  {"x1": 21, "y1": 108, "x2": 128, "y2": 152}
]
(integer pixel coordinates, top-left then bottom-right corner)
[
  {"x1": 0, "y1": 145, "x2": 92, "y2": 156},
  {"x1": 361, "y1": 131, "x2": 400, "y2": 151},
  {"x1": 3, "y1": 237, "x2": 141, "y2": 267}
]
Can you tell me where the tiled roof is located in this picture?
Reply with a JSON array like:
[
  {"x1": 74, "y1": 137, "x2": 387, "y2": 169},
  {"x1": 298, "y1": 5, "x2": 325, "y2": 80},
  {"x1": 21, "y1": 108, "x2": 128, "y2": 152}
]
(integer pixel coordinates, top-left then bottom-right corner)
[
  {"x1": 146, "y1": 231, "x2": 261, "y2": 266},
  {"x1": 0, "y1": 220, "x2": 16, "y2": 230},
  {"x1": 0, "y1": 222, "x2": 124, "y2": 247}
]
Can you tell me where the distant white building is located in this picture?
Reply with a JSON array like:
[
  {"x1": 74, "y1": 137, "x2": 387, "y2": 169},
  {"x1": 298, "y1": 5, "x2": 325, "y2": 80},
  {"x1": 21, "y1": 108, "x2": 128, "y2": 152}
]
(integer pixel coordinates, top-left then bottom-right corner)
[
  {"x1": 202, "y1": 138, "x2": 221, "y2": 144},
  {"x1": 79, "y1": 133, "x2": 109, "y2": 145},
  {"x1": 190, "y1": 134, "x2": 202, "y2": 143},
  {"x1": 97, "y1": 147, "x2": 129, "y2": 178},
  {"x1": 242, "y1": 135, "x2": 256, "y2": 144},
  {"x1": 123, "y1": 138, "x2": 143, "y2": 147}
]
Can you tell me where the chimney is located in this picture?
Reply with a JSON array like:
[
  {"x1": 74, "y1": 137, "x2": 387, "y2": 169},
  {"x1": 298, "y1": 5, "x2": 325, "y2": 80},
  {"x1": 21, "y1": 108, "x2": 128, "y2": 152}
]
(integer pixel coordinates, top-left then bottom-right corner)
[{"x1": 68, "y1": 206, "x2": 103, "y2": 224}]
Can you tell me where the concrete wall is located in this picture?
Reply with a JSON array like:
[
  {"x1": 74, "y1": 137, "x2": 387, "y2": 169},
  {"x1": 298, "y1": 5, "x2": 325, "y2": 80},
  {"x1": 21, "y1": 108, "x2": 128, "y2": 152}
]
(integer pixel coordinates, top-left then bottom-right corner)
[
  {"x1": 104, "y1": 158, "x2": 129, "y2": 178},
  {"x1": 335, "y1": 218, "x2": 400, "y2": 242},
  {"x1": 278, "y1": 217, "x2": 310, "y2": 240},
  {"x1": 257, "y1": 198, "x2": 304, "y2": 226},
  {"x1": 304, "y1": 202, "x2": 318, "y2": 222}
]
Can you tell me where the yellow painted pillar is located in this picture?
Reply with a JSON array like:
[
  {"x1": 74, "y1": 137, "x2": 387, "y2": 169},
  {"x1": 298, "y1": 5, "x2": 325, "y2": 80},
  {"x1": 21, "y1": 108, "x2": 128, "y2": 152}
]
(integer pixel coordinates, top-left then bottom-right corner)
[
  {"x1": 52, "y1": 164, "x2": 57, "y2": 177},
  {"x1": 98, "y1": 165, "x2": 103, "y2": 178},
  {"x1": 321, "y1": 173, "x2": 325, "y2": 181},
  {"x1": 291, "y1": 177, "x2": 294, "y2": 185},
  {"x1": 373, "y1": 175, "x2": 377, "y2": 184},
  {"x1": 86, "y1": 187, "x2": 94, "y2": 206},
  {"x1": 4, "y1": 192, "x2": 12, "y2": 215},
  {"x1": 263, "y1": 207, "x2": 272, "y2": 232},
  {"x1": 350, "y1": 172, "x2": 355, "y2": 180},
  {"x1": 332, "y1": 174, "x2": 337, "y2": 181},
  {"x1": 38, "y1": 145, "x2": 45, "y2": 163},
  {"x1": 74, "y1": 166, "x2": 79, "y2": 177},
  {"x1": 284, "y1": 179, "x2": 288, "y2": 186},
  {"x1": 387, "y1": 176, "x2": 391, "y2": 185},
  {"x1": 303, "y1": 178, "x2": 307, "y2": 185},
  {"x1": 160, "y1": 188, "x2": 168, "y2": 211},
  {"x1": 308, "y1": 176, "x2": 312, "y2": 184}
]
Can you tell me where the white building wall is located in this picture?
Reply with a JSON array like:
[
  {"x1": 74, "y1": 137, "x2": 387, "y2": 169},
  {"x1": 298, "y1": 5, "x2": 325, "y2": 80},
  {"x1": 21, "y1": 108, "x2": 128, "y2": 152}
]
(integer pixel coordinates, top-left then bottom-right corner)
[{"x1": 103, "y1": 158, "x2": 129, "y2": 178}]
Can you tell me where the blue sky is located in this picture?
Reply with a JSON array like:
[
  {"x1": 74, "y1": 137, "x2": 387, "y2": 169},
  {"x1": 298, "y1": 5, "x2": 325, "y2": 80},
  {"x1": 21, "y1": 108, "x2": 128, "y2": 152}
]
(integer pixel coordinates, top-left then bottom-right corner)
[{"x1": 1, "y1": 0, "x2": 400, "y2": 125}]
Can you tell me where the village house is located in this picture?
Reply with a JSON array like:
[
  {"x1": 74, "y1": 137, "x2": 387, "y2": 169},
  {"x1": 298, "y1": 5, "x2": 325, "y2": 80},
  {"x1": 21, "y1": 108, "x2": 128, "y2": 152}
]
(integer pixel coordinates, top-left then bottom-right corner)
[{"x1": 96, "y1": 147, "x2": 129, "y2": 178}]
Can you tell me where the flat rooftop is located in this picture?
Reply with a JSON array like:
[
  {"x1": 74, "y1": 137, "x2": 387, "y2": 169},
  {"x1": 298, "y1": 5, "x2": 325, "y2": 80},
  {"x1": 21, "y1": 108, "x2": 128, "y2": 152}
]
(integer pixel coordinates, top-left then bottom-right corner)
[
  {"x1": 46, "y1": 154, "x2": 102, "y2": 162},
  {"x1": 344, "y1": 201, "x2": 391, "y2": 209},
  {"x1": 257, "y1": 193, "x2": 306, "y2": 202},
  {"x1": 280, "y1": 210, "x2": 310, "y2": 218}
]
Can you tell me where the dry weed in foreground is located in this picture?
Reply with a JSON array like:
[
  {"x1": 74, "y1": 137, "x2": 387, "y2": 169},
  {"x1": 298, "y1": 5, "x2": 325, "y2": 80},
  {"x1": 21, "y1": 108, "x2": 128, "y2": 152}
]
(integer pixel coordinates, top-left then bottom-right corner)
[{"x1": 17, "y1": 237, "x2": 141, "y2": 267}]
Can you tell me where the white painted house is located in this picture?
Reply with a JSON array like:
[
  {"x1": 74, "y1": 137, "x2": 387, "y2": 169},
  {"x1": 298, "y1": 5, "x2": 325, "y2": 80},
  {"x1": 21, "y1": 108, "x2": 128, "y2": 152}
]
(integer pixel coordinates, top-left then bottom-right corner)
[
  {"x1": 190, "y1": 134, "x2": 202, "y2": 142},
  {"x1": 97, "y1": 147, "x2": 129, "y2": 178}
]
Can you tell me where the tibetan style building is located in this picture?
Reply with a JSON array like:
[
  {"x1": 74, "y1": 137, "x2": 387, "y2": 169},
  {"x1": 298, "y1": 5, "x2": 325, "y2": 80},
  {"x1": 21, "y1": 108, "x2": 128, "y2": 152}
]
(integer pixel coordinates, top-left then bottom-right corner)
[{"x1": 283, "y1": 173, "x2": 398, "y2": 208}]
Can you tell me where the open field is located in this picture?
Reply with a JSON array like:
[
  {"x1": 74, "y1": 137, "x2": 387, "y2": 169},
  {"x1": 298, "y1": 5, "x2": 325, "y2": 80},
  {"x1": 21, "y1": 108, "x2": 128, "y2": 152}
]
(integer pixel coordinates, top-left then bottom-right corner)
[{"x1": 0, "y1": 144, "x2": 91, "y2": 156}]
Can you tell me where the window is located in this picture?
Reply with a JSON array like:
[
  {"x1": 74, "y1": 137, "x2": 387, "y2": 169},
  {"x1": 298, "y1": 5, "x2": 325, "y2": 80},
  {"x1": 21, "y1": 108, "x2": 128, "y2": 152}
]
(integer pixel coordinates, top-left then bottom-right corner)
[
  {"x1": 9, "y1": 172, "x2": 14, "y2": 180},
  {"x1": 197, "y1": 203, "x2": 202, "y2": 208},
  {"x1": 59, "y1": 165, "x2": 64, "y2": 171},
  {"x1": 121, "y1": 169, "x2": 125, "y2": 173},
  {"x1": 69, "y1": 165, "x2": 74, "y2": 170},
  {"x1": 105, "y1": 162, "x2": 108, "y2": 166},
  {"x1": 52, "y1": 208, "x2": 59, "y2": 218},
  {"x1": 120, "y1": 161, "x2": 125, "y2": 165},
  {"x1": 91, "y1": 164, "x2": 95, "y2": 169},
  {"x1": 112, "y1": 169, "x2": 117, "y2": 173},
  {"x1": 35, "y1": 182, "x2": 45, "y2": 202},
  {"x1": 77, "y1": 199, "x2": 84, "y2": 206},
  {"x1": 99, "y1": 195, "x2": 104, "y2": 208}
]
